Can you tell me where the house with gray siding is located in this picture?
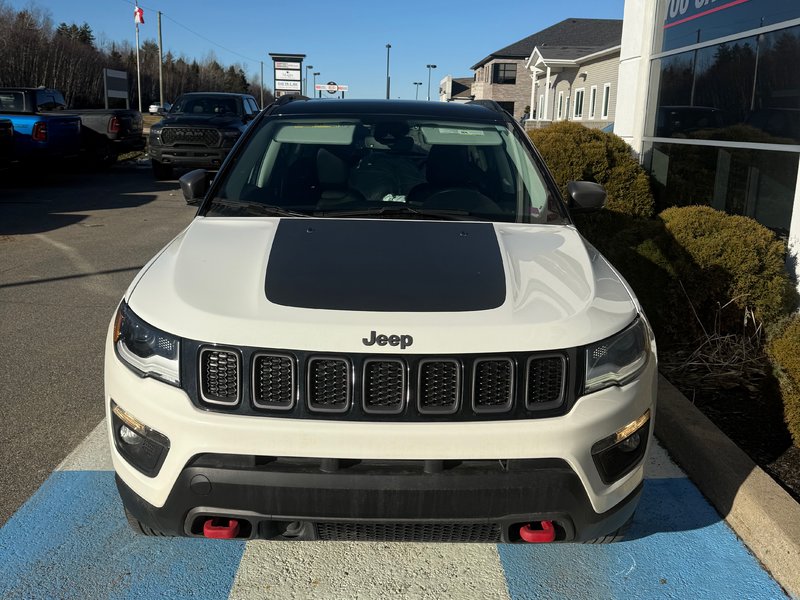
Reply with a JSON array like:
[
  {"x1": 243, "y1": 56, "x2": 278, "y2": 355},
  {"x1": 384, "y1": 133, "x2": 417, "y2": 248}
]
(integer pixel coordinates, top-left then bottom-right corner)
[{"x1": 469, "y1": 18, "x2": 622, "y2": 124}]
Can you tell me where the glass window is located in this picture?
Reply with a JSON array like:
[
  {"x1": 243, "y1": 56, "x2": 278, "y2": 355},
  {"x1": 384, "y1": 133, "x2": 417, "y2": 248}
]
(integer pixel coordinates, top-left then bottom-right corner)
[
  {"x1": 492, "y1": 63, "x2": 517, "y2": 85},
  {"x1": 538, "y1": 94, "x2": 544, "y2": 120},
  {"x1": 660, "y1": 0, "x2": 800, "y2": 53},
  {"x1": 602, "y1": 84, "x2": 611, "y2": 119},
  {"x1": 207, "y1": 116, "x2": 565, "y2": 225},
  {"x1": 557, "y1": 92, "x2": 564, "y2": 119},
  {"x1": 574, "y1": 89, "x2": 585, "y2": 118},
  {"x1": 590, "y1": 86, "x2": 597, "y2": 119},
  {"x1": 649, "y1": 24, "x2": 800, "y2": 143},
  {"x1": 645, "y1": 141, "x2": 798, "y2": 234}
]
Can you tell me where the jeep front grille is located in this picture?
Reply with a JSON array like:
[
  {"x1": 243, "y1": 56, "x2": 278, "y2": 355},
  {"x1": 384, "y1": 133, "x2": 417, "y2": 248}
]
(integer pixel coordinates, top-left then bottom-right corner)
[
  {"x1": 363, "y1": 359, "x2": 405, "y2": 414},
  {"x1": 253, "y1": 354, "x2": 295, "y2": 410},
  {"x1": 192, "y1": 343, "x2": 572, "y2": 420},
  {"x1": 316, "y1": 522, "x2": 501, "y2": 543},
  {"x1": 308, "y1": 358, "x2": 350, "y2": 412},
  {"x1": 473, "y1": 358, "x2": 514, "y2": 412},
  {"x1": 199, "y1": 348, "x2": 240, "y2": 406},
  {"x1": 526, "y1": 356, "x2": 566, "y2": 407},
  {"x1": 418, "y1": 360, "x2": 460, "y2": 414},
  {"x1": 160, "y1": 126, "x2": 220, "y2": 146}
]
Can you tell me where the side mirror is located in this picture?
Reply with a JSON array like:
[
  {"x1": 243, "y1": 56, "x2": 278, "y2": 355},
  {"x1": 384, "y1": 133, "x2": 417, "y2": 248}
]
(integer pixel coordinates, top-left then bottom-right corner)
[
  {"x1": 566, "y1": 181, "x2": 606, "y2": 213},
  {"x1": 179, "y1": 169, "x2": 209, "y2": 205}
]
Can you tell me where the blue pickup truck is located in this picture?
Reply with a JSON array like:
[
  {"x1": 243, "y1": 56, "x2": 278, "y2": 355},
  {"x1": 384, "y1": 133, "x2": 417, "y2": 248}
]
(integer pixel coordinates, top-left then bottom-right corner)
[
  {"x1": 0, "y1": 88, "x2": 82, "y2": 163},
  {"x1": 0, "y1": 119, "x2": 12, "y2": 166},
  {"x1": 0, "y1": 87, "x2": 145, "y2": 166}
]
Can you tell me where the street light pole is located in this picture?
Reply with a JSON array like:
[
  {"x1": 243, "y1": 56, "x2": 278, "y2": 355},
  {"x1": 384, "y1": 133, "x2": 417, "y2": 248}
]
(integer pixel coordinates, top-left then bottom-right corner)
[
  {"x1": 385, "y1": 44, "x2": 391, "y2": 100},
  {"x1": 413, "y1": 82, "x2": 422, "y2": 100},
  {"x1": 312, "y1": 72, "x2": 319, "y2": 98},
  {"x1": 305, "y1": 65, "x2": 313, "y2": 96},
  {"x1": 426, "y1": 64, "x2": 437, "y2": 101}
]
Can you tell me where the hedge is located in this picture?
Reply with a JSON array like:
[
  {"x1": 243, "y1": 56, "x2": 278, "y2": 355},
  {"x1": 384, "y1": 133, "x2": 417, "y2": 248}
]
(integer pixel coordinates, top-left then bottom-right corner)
[
  {"x1": 768, "y1": 315, "x2": 800, "y2": 445},
  {"x1": 528, "y1": 121, "x2": 655, "y2": 218}
]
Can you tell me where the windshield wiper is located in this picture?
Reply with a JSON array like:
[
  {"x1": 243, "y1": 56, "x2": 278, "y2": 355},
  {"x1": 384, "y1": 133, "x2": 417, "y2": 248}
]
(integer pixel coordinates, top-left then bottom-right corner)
[
  {"x1": 209, "y1": 199, "x2": 310, "y2": 217},
  {"x1": 315, "y1": 205, "x2": 473, "y2": 221}
]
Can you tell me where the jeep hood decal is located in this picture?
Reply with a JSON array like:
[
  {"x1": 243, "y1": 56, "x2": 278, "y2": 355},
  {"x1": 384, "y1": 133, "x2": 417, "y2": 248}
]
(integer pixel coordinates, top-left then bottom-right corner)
[
  {"x1": 127, "y1": 217, "x2": 637, "y2": 353},
  {"x1": 265, "y1": 220, "x2": 506, "y2": 312}
]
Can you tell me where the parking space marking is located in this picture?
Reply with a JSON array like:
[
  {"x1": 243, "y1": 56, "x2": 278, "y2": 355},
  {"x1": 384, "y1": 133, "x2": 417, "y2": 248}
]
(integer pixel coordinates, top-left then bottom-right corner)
[{"x1": 0, "y1": 424, "x2": 788, "y2": 599}]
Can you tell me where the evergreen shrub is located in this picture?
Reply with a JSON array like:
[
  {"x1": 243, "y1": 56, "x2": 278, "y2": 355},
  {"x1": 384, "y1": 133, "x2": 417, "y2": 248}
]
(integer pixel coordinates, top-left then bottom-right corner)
[{"x1": 528, "y1": 121, "x2": 654, "y2": 218}]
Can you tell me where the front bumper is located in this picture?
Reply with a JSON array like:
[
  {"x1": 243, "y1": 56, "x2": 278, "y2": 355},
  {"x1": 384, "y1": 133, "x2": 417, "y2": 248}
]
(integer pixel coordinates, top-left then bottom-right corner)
[
  {"x1": 117, "y1": 455, "x2": 643, "y2": 542},
  {"x1": 148, "y1": 144, "x2": 230, "y2": 169}
]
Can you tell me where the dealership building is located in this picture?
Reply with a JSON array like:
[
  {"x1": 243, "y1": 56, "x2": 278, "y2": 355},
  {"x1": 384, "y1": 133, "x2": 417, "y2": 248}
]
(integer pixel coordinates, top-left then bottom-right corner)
[{"x1": 616, "y1": 0, "x2": 800, "y2": 280}]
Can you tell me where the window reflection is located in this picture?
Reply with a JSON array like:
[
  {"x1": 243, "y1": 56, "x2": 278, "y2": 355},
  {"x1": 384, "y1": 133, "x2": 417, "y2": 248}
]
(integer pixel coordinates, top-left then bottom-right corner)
[
  {"x1": 650, "y1": 25, "x2": 800, "y2": 143},
  {"x1": 645, "y1": 142, "x2": 798, "y2": 234}
]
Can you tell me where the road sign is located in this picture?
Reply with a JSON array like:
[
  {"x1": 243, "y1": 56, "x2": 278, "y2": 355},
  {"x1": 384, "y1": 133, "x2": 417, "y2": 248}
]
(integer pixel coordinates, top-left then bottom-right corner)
[{"x1": 314, "y1": 83, "x2": 349, "y2": 93}]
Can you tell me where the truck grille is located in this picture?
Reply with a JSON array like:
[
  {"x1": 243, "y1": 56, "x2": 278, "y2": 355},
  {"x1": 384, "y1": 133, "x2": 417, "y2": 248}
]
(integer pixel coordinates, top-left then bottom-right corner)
[
  {"x1": 192, "y1": 343, "x2": 572, "y2": 420},
  {"x1": 199, "y1": 348, "x2": 240, "y2": 405},
  {"x1": 160, "y1": 127, "x2": 220, "y2": 146},
  {"x1": 316, "y1": 522, "x2": 501, "y2": 543}
]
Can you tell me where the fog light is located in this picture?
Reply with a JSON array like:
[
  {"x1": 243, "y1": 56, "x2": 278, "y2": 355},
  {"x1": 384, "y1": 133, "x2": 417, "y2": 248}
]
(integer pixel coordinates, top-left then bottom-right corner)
[
  {"x1": 592, "y1": 410, "x2": 650, "y2": 484},
  {"x1": 119, "y1": 424, "x2": 144, "y2": 446},
  {"x1": 110, "y1": 401, "x2": 170, "y2": 477}
]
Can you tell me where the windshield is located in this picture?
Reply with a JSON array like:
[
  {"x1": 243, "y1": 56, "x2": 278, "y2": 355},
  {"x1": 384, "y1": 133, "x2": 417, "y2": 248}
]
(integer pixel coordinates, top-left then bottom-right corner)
[
  {"x1": 171, "y1": 95, "x2": 240, "y2": 116},
  {"x1": 206, "y1": 116, "x2": 566, "y2": 224}
]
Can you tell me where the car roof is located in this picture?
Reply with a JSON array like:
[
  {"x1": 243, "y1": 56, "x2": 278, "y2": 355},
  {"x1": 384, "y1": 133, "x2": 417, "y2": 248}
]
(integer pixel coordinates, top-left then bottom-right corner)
[
  {"x1": 178, "y1": 92, "x2": 250, "y2": 97},
  {"x1": 271, "y1": 99, "x2": 510, "y2": 123}
]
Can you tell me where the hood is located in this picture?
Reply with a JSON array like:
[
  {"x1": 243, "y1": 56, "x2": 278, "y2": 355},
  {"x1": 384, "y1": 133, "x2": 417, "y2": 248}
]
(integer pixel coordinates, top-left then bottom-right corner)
[
  {"x1": 157, "y1": 114, "x2": 243, "y2": 128},
  {"x1": 127, "y1": 217, "x2": 638, "y2": 353}
]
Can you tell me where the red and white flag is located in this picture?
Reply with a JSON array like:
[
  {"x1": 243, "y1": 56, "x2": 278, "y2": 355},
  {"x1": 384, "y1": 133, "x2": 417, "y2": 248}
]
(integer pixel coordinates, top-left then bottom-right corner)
[{"x1": 134, "y1": 5, "x2": 144, "y2": 25}]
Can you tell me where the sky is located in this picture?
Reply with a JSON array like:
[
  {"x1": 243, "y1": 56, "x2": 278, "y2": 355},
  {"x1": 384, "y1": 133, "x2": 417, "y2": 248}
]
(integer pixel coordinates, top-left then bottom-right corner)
[{"x1": 4, "y1": 0, "x2": 624, "y2": 100}]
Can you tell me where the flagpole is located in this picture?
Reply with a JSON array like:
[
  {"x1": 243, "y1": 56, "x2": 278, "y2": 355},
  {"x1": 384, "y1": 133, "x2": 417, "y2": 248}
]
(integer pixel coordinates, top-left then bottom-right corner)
[{"x1": 135, "y1": 8, "x2": 142, "y2": 113}]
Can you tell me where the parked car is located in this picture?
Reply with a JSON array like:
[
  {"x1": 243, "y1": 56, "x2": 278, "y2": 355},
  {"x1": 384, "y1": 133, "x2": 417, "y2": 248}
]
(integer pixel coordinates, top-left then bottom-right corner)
[
  {"x1": 147, "y1": 91, "x2": 260, "y2": 179},
  {"x1": 0, "y1": 88, "x2": 81, "y2": 163},
  {"x1": 0, "y1": 87, "x2": 144, "y2": 167},
  {"x1": 108, "y1": 97, "x2": 657, "y2": 543},
  {"x1": 149, "y1": 102, "x2": 171, "y2": 115}
]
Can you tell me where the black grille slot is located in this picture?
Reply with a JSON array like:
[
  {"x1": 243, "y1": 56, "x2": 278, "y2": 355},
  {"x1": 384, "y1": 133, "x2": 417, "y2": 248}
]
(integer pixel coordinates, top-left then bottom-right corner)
[
  {"x1": 200, "y1": 349, "x2": 240, "y2": 405},
  {"x1": 160, "y1": 127, "x2": 220, "y2": 146},
  {"x1": 526, "y1": 356, "x2": 566, "y2": 408},
  {"x1": 418, "y1": 360, "x2": 460, "y2": 414},
  {"x1": 363, "y1": 360, "x2": 405, "y2": 414},
  {"x1": 308, "y1": 358, "x2": 350, "y2": 413},
  {"x1": 253, "y1": 354, "x2": 295, "y2": 410},
  {"x1": 316, "y1": 522, "x2": 501, "y2": 543},
  {"x1": 473, "y1": 359, "x2": 514, "y2": 412}
]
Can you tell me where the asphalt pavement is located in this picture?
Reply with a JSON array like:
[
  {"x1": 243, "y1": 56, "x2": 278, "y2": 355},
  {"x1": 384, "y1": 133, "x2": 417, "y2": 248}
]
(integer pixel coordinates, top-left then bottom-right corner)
[{"x1": 0, "y1": 162, "x2": 195, "y2": 526}]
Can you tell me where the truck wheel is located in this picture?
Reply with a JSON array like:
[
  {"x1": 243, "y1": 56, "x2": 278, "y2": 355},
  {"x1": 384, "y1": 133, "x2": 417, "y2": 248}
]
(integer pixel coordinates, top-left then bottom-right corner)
[
  {"x1": 583, "y1": 513, "x2": 634, "y2": 544},
  {"x1": 152, "y1": 160, "x2": 173, "y2": 180},
  {"x1": 124, "y1": 508, "x2": 174, "y2": 537}
]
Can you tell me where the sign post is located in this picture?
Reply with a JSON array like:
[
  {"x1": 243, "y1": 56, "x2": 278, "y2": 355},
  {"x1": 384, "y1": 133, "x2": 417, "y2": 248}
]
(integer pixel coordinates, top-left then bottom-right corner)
[{"x1": 269, "y1": 53, "x2": 306, "y2": 98}]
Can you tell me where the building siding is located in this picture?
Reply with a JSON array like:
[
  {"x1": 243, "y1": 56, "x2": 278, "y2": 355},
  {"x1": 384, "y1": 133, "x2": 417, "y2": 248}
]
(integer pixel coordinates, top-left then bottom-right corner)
[{"x1": 470, "y1": 58, "x2": 532, "y2": 121}]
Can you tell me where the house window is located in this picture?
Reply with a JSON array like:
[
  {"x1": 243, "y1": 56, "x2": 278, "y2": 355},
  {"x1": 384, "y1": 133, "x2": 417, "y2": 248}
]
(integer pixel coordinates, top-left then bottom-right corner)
[
  {"x1": 538, "y1": 94, "x2": 544, "y2": 120},
  {"x1": 589, "y1": 86, "x2": 597, "y2": 119},
  {"x1": 602, "y1": 83, "x2": 611, "y2": 119},
  {"x1": 496, "y1": 101, "x2": 515, "y2": 116},
  {"x1": 557, "y1": 91, "x2": 564, "y2": 120},
  {"x1": 574, "y1": 89, "x2": 585, "y2": 119},
  {"x1": 492, "y1": 63, "x2": 517, "y2": 85}
]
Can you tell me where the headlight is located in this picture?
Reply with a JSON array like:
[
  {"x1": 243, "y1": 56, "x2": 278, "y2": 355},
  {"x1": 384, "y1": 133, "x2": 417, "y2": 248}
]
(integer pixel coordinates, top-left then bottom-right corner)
[
  {"x1": 113, "y1": 302, "x2": 180, "y2": 385},
  {"x1": 585, "y1": 318, "x2": 650, "y2": 394}
]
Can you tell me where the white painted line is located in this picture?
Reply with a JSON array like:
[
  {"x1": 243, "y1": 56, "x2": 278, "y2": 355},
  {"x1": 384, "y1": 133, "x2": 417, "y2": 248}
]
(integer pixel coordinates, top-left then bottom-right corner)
[
  {"x1": 229, "y1": 541, "x2": 511, "y2": 600},
  {"x1": 57, "y1": 419, "x2": 113, "y2": 472}
]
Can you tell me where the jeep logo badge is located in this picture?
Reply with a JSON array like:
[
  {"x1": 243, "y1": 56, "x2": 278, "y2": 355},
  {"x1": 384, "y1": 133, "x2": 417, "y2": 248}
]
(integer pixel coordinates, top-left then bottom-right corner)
[{"x1": 362, "y1": 330, "x2": 413, "y2": 350}]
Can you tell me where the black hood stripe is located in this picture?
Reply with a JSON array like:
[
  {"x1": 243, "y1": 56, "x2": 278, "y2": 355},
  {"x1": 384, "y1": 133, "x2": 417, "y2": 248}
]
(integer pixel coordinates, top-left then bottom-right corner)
[{"x1": 265, "y1": 219, "x2": 506, "y2": 312}]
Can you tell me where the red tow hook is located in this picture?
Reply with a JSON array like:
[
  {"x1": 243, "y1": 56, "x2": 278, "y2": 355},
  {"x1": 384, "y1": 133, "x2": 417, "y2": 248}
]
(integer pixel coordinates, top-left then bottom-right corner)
[
  {"x1": 203, "y1": 518, "x2": 240, "y2": 539},
  {"x1": 519, "y1": 521, "x2": 556, "y2": 543}
]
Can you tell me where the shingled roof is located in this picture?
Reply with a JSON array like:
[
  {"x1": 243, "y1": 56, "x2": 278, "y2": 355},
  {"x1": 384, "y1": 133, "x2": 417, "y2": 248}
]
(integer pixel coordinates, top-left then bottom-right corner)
[{"x1": 471, "y1": 18, "x2": 623, "y2": 70}]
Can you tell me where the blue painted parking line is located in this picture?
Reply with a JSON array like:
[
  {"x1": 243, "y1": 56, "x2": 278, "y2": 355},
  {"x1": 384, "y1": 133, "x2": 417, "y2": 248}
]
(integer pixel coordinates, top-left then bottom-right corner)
[
  {"x1": 0, "y1": 429, "x2": 789, "y2": 599},
  {"x1": 499, "y1": 478, "x2": 786, "y2": 600},
  {"x1": 0, "y1": 471, "x2": 244, "y2": 600}
]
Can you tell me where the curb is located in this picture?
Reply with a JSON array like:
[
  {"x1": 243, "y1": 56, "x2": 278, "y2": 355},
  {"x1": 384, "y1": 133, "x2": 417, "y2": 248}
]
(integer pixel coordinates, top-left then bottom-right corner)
[{"x1": 655, "y1": 375, "x2": 800, "y2": 598}]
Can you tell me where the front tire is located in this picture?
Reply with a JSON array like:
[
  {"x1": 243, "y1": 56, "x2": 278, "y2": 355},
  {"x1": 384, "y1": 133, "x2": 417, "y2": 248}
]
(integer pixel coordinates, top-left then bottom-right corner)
[
  {"x1": 124, "y1": 508, "x2": 174, "y2": 537},
  {"x1": 583, "y1": 513, "x2": 634, "y2": 544}
]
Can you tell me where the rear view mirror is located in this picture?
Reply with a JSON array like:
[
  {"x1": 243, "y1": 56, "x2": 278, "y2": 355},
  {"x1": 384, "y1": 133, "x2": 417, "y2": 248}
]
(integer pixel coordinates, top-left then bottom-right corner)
[
  {"x1": 179, "y1": 169, "x2": 209, "y2": 205},
  {"x1": 566, "y1": 181, "x2": 606, "y2": 213}
]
